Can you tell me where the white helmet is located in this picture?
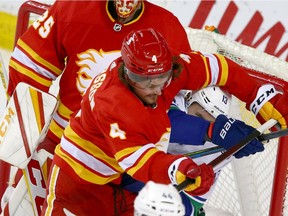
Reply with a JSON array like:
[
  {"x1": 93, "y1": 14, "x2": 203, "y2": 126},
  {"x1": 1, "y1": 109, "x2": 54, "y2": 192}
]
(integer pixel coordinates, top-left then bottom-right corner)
[
  {"x1": 185, "y1": 86, "x2": 231, "y2": 118},
  {"x1": 134, "y1": 181, "x2": 185, "y2": 216}
]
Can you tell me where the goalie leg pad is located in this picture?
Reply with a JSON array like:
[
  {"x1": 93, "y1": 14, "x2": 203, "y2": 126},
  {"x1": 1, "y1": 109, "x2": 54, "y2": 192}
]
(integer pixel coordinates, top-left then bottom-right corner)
[{"x1": 0, "y1": 82, "x2": 58, "y2": 169}]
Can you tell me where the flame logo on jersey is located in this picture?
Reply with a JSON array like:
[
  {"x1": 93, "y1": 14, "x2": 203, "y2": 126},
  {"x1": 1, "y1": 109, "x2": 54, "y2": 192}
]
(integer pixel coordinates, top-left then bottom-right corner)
[{"x1": 75, "y1": 49, "x2": 121, "y2": 95}]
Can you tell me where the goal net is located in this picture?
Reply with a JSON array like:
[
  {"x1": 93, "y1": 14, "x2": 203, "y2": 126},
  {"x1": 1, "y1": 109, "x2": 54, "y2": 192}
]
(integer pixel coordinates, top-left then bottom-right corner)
[{"x1": 185, "y1": 28, "x2": 288, "y2": 216}]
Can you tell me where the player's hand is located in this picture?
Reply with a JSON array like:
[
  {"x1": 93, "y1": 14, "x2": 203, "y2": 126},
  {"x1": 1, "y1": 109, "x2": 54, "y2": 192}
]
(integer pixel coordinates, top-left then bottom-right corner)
[
  {"x1": 209, "y1": 114, "x2": 264, "y2": 158},
  {"x1": 249, "y1": 84, "x2": 288, "y2": 129},
  {"x1": 169, "y1": 158, "x2": 214, "y2": 196}
]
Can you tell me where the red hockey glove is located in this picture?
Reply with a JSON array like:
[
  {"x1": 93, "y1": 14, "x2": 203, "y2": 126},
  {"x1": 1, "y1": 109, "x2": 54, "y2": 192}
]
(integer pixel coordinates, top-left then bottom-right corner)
[
  {"x1": 208, "y1": 114, "x2": 264, "y2": 159},
  {"x1": 249, "y1": 84, "x2": 288, "y2": 129},
  {"x1": 168, "y1": 158, "x2": 214, "y2": 196}
]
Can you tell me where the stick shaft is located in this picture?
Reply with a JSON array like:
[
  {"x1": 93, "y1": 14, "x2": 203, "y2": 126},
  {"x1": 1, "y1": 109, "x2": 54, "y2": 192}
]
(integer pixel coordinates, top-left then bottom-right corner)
[
  {"x1": 176, "y1": 119, "x2": 277, "y2": 191},
  {"x1": 184, "y1": 146, "x2": 224, "y2": 158}
]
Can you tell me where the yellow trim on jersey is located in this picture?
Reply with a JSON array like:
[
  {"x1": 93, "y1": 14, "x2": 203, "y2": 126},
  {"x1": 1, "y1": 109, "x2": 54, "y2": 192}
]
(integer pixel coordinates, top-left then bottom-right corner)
[
  {"x1": 115, "y1": 145, "x2": 142, "y2": 160},
  {"x1": 198, "y1": 53, "x2": 210, "y2": 88},
  {"x1": 45, "y1": 164, "x2": 59, "y2": 216},
  {"x1": 55, "y1": 145, "x2": 121, "y2": 184},
  {"x1": 49, "y1": 120, "x2": 64, "y2": 139},
  {"x1": 58, "y1": 101, "x2": 73, "y2": 119},
  {"x1": 10, "y1": 59, "x2": 52, "y2": 87},
  {"x1": 29, "y1": 87, "x2": 43, "y2": 133},
  {"x1": 128, "y1": 147, "x2": 159, "y2": 176},
  {"x1": 215, "y1": 54, "x2": 229, "y2": 86},
  {"x1": 18, "y1": 39, "x2": 62, "y2": 75},
  {"x1": 64, "y1": 125, "x2": 123, "y2": 171}
]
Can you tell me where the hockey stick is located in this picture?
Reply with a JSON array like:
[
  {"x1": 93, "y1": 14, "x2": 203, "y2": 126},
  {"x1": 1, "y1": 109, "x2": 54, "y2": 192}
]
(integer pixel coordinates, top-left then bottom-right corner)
[
  {"x1": 176, "y1": 119, "x2": 277, "y2": 191},
  {"x1": 184, "y1": 127, "x2": 288, "y2": 158},
  {"x1": 184, "y1": 146, "x2": 224, "y2": 158}
]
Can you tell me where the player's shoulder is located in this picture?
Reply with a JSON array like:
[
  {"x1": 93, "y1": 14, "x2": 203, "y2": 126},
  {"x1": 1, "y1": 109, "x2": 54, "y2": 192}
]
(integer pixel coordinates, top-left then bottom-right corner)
[
  {"x1": 52, "y1": 0, "x2": 104, "y2": 21},
  {"x1": 54, "y1": 0, "x2": 103, "y2": 8},
  {"x1": 144, "y1": 1, "x2": 176, "y2": 17}
]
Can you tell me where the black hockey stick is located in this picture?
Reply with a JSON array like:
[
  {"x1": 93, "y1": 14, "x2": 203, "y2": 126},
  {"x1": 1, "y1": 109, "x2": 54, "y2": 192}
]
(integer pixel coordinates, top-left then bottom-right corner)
[
  {"x1": 184, "y1": 126, "x2": 288, "y2": 159},
  {"x1": 176, "y1": 119, "x2": 277, "y2": 191},
  {"x1": 258, "y1": 127, "x2": 288, "y2": 141},
  {"x1": 184, "y1": 146, "x2": 224, "y2": 158}
]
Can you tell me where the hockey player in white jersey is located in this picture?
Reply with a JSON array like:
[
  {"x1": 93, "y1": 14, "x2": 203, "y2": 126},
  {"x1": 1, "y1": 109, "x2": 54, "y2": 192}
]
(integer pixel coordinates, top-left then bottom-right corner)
[
  {"x1": 134, "y1": 181, "x2": 185, "y2": 216},
  {"x1": 168, "y1": 87, "x2": 234, "y2": 216}
]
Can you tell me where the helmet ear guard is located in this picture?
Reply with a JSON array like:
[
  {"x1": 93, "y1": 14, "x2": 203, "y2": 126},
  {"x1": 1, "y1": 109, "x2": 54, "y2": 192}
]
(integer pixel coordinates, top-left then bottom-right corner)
[
  {"x1": 185, "y1": 86, "x2": 232, "y2": 118},
  {"x1": 134, "y1": 181, "x2": 185, "y2": 216}
]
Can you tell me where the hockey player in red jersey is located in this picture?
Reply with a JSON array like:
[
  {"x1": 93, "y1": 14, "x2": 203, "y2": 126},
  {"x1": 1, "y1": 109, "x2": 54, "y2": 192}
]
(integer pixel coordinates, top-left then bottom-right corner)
[
  {"x1": 3, "y1": 2, "x2": 192, "y2": 212},
  {"x1": 7, "y1": 0, "x2": 191, "y2": 151},
  {"x1": 41, "y1": 28, "x2": 288, "y2": 215}
]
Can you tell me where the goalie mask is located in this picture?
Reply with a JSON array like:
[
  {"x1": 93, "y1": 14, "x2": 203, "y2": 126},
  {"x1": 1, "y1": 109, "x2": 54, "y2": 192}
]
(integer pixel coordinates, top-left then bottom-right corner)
[
  {"x1": 185, "y1": 86, "x2": 232, "y2": 118},
  {"x1": 115, "y1": 0, "x2": 141, "y2": 18},
  {"x1": 134, "y1": 181, "x2": 185, "y2": 216},
  {"x1": 121, "y1": 28, "x2": 173, "y2": 89}
]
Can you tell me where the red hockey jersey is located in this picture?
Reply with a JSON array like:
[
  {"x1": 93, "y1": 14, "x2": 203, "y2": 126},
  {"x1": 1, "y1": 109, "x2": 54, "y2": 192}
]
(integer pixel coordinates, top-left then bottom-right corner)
[
  {"x1": 8, "y1": 0, "x2": 191, "y2": 143},
  {"x1": 54, "y1": 52, "x2": 263, "y2": 185}
]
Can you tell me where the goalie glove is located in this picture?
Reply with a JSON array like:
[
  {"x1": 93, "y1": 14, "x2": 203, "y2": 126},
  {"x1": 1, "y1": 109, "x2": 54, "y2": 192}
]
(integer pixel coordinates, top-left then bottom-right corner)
[
  {"x1": 249, "y1": 84, "x2": 288, "y2": 129},
  {"x1": 168, "y1": 158, "x2": 214, "y2": 196},
  {"x1": 207, "y1": 114, "x2": 264, "y2": 159}
]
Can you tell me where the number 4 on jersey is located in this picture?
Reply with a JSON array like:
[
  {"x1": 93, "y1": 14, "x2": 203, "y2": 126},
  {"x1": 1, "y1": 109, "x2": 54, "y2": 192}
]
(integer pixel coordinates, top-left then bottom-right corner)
[{"x1": 110, "y1": 123, "x2": 126, "y2": 140}]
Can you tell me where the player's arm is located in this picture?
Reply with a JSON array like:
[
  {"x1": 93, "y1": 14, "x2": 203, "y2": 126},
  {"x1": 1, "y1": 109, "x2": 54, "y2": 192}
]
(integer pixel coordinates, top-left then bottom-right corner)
[
  {"x1": 168, "y1": 108, "x2": 210, "y2": 145},
  {"x1": 8, "y1": 1, "x2": 65, "y2": 96},
  {"x1": 180, "y1": 52, "x2": 288, "y2": 130},
  {"x1": 219, "y1": 58, "x2": 288, "y2": 129},
  {"x1": 92, "y1": 98, "x2": 213, "y2": 195}
]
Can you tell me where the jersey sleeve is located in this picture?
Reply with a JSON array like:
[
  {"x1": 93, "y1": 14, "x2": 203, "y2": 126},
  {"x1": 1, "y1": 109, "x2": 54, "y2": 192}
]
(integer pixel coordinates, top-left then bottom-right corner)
[
  {"x1": 94, "y1": 93, "x2": 183, "y2": 184},
  {"x1": 175, "y1": 51, "x2": 265, "y2": 105},
  {"x1": 167, "y1": 15, "x2": 191, "y2": 52},
  {"x1": 169, "y1": 109, "x2": 210, "y2": 145},
  {"x1": 169, "y1": 91, "x2": 210, "y2": 145},
  {"x1": 8, "y1": 0, "x2": 66, "y2": 95}
]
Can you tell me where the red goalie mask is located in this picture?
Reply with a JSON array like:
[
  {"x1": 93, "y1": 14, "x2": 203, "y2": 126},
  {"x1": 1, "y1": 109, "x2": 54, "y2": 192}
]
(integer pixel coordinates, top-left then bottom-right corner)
[{"x1": 115, "y1": 0, "x2": 140, "y2": 18}]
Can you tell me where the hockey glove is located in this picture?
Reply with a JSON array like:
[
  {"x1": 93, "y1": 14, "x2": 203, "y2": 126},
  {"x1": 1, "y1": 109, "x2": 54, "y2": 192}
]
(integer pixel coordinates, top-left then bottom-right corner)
[
  {"x1": 208, "y1": 114, "x2": 264, "y2": 159},
  {"x1": 249, "y1": 84, "x2": 288, "y2": 129},
  {"x1": 168, "y1": 158, "x2": 214, "y2": 196}
]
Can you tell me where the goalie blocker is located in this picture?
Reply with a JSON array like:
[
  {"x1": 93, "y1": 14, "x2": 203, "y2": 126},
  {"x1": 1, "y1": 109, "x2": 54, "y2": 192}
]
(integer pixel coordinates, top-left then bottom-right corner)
[{"x1": 0, "y1": 82, "x2": 58, "y2": 169}]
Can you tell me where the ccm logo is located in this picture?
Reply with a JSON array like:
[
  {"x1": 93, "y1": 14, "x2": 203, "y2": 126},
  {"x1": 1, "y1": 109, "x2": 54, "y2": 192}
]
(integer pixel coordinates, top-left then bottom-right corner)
[
  {"x1": 220, "y1": 118, "x2": 235, "y2": 139},
  {"x1": 251, "y1": 86, "x2": 276, "y2": 114},
  {"x1": 0, "y1": 107, "x2": 15, "y2": 143}
]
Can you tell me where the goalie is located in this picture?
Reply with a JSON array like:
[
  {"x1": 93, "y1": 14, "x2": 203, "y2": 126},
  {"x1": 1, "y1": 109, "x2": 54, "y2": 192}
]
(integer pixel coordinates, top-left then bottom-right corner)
[
  {"x1": 40, "y1": 28, "x2": 288, "y2": 215},
  {"x1": 2, "y1": 0, "x2": 192, "y2": 214}
]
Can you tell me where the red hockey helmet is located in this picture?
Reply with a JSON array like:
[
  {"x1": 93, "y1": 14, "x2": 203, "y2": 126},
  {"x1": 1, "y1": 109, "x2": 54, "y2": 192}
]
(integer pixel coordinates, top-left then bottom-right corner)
[{"x1": 121, "y1": 28, "x2": 173, "y2": 83}]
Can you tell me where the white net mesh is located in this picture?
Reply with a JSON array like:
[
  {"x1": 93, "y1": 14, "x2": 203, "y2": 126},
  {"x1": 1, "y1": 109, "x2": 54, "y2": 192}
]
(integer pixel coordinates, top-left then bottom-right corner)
[{"x1": 185, "y1": 27, "x2": 288, "y2": 216}]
